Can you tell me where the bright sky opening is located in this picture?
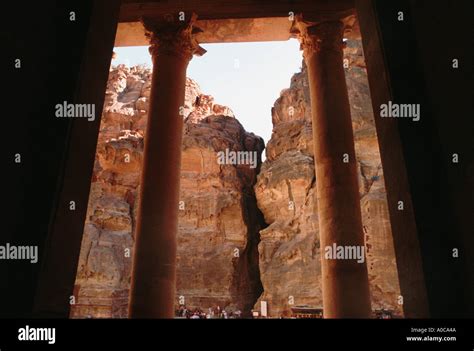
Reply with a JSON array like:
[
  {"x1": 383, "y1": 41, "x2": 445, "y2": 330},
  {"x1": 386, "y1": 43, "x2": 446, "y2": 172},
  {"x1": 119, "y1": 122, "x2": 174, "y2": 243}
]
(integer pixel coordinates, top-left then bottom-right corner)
[{"x1": 114, "y1": 39, "x2": 303, "y2": 145}]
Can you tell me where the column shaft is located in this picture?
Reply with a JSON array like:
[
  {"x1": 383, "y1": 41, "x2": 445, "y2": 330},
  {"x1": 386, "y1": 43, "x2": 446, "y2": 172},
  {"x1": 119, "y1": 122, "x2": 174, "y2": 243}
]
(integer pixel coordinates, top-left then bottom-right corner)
[
  {"x1": 128, "y1": 14, "x2": 205, "y2": 318},
  {"x1": 128, "y1": 54, "x2": 187, "y2": 318},
  {"x1": 300, "y1": 20, "x2": 372, "y2": 318}
]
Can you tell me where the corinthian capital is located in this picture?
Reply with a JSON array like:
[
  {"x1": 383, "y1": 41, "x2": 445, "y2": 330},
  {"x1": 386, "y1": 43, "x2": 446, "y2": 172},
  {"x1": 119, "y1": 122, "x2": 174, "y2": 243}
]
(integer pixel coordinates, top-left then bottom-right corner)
[
  {"x1": 291, "y1": 14, "x2": 351, "y2": 59},
  {"x1": 141, "y1": 13, "x2": 206, "y2": 61}
]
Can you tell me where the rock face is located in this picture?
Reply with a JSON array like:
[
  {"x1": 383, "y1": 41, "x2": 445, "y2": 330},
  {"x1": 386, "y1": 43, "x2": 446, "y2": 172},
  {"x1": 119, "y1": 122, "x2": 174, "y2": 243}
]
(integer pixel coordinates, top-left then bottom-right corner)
[
  {"x1": 178, "y1": 116, "x2": 264, "y2": 313},
  {"x1": 70, "y1": 65, "x2": 264, "y2": 318},
  {"x1": 254, "y1": 39, "x2": 403, "y2": 317}
]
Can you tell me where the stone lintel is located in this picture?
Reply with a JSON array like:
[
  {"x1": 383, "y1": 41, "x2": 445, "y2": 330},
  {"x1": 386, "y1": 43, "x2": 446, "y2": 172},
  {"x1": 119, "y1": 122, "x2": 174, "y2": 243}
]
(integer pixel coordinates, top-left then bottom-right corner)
[
  {"x1": 116, "y1": 15, "x2": 360, "y2": 47},
  {"x1": 119, "y1": 0, "x2": 356, "y2": 22}
]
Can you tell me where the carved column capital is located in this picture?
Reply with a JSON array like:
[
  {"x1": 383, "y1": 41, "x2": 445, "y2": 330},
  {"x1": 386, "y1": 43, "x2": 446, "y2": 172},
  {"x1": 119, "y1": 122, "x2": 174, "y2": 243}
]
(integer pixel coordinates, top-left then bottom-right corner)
[
  {"x1": 291, "y1": 15, "x2": 348, "y2": 59},
  {"x1": 141, "y1": 13, "x2": 206, "y2": 61}
]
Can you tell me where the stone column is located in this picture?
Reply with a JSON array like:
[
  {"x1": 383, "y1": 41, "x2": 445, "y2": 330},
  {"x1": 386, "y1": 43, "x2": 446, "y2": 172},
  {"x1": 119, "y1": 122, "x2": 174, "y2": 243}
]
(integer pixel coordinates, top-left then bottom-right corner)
[
  {"x1": 292, "y1": 16, "x2": 372, "y2": 318},
  {"x1": 128, "y1": 13, "x2": 205, "y2": 318}
]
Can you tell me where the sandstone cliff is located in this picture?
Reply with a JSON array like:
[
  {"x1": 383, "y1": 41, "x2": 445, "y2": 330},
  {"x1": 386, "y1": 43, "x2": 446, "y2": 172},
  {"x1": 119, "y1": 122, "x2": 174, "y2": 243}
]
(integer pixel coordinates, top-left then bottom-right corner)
[
  {"x1": 71, "y1": 65, "x2": 264, "y2": 318},
  {"x1": 254, "y1": 39, "x2": 403, "y2": 317}
]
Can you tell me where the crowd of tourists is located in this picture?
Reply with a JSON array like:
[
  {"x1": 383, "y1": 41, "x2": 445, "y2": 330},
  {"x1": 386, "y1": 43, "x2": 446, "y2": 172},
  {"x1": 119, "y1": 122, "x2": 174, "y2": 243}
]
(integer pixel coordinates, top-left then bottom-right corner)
[{"x1": 175, "y1": 305, "x2": 243, "y2": 319}]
